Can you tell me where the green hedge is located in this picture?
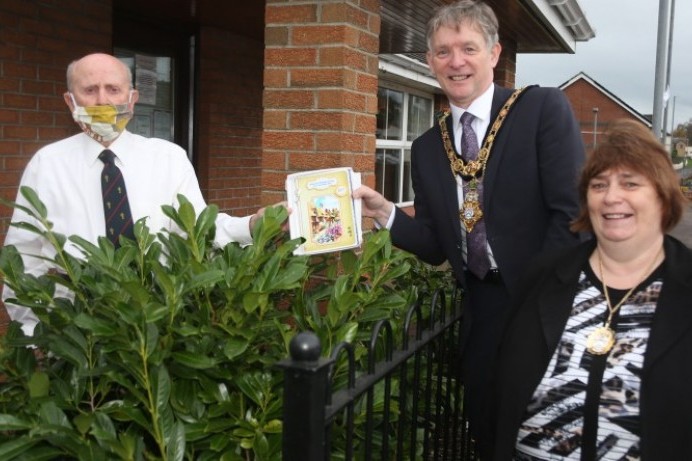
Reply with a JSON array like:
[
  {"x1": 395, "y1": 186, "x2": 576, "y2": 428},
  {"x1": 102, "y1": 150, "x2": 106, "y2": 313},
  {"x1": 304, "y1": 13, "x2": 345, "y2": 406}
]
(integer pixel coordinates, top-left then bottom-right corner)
[{"x1": 0, "y1": 187, "x2": 452, "y2": 460}]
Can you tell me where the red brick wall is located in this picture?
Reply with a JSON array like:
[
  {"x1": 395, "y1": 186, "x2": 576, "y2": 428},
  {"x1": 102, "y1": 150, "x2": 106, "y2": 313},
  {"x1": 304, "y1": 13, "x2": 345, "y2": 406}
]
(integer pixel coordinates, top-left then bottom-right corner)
[
  {"x1": 196, "y1": 26, "x2": 265, "y2": 215},
  {"x1": 262, "y1": 0, "x2": 380, "y2": 202},
  {"x1": 496, "y1": 38, "x2": 517, "y2": 89},
  {"x1": 0, "y1": 0, "x2": 112, "y2": 241},
  {"x1": 563, "y1": 79, "x2": 648, "y2": 150},
  {"x1": 0, "y1": 0, "x2": 112, "y2": 333}
]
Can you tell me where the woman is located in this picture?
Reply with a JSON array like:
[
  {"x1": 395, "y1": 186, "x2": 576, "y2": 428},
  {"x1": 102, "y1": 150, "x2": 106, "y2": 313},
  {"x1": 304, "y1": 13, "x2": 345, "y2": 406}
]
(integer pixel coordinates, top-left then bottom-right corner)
[{"x1": 486, "y1": 119, "x2": 692, "y2": 460}]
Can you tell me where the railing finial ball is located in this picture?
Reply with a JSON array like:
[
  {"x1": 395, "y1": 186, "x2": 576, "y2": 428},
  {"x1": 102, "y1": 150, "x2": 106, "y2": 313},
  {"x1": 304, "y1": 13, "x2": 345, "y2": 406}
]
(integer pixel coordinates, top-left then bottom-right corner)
[{"x1": 290, "y1": 331, "x2": 321, "y2": 361}]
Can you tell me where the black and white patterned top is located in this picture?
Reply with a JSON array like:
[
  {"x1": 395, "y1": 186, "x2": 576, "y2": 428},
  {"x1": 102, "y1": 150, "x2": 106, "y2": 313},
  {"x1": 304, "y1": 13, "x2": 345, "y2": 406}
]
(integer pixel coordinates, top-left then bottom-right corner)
[{"x1": 514, "y1": 263, "x2": 663, "y2": 461}]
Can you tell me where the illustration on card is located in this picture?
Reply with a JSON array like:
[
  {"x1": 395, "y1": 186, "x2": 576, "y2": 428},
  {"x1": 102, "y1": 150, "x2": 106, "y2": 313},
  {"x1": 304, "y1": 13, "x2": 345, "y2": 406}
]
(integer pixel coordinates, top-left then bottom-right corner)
[
  {"x1": 286, "y1": 167, "x2": 362, "y2": 255},
  {"x1": 309, "y1": 192, "x2": 348, "y2": 245}
]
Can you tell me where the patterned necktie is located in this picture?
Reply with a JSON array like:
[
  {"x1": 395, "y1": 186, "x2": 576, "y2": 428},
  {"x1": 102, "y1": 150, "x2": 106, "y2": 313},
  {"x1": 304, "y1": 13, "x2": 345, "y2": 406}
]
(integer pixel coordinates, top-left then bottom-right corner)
[
  {"x1": 460, "y1": 112, "x2": 491, "y2": 279},
  {"x1": 99, "y1": 149, "x2": 134, "y2": 247}
]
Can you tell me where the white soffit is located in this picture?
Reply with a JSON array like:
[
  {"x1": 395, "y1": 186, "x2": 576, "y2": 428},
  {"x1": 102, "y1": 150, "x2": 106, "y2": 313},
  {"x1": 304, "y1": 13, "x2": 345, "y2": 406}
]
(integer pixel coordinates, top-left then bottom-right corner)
[{"x1": 525, "y1": 0, "x2": 595, "y2": 53}]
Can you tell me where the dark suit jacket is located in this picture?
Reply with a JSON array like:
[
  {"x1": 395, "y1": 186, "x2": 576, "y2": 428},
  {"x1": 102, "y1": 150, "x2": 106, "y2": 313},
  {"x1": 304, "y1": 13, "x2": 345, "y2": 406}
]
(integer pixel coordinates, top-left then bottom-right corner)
[
  {"x1": 390, "y1": 84, "x2": 584, "y2": 296},
  {"x1": 487, "y1": 236, "x2": 692, "y2": 460}
]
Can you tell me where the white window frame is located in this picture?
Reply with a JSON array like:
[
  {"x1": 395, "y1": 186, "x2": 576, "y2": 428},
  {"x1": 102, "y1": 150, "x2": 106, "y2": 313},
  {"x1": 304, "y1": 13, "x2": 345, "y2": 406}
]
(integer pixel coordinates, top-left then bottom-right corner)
[{"x1": 376, "y1": 82, "x2": 435, "y2": 206}]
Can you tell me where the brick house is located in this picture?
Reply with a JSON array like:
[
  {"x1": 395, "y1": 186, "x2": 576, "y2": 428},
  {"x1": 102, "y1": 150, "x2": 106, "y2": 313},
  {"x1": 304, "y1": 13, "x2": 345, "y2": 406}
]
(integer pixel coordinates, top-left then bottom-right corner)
[
  {"x1": 560, "y1": 71, "x2": 652, "y2": 151},
  {"x1": 0, "y1": 0, "x2": 594, "y2": 325}
]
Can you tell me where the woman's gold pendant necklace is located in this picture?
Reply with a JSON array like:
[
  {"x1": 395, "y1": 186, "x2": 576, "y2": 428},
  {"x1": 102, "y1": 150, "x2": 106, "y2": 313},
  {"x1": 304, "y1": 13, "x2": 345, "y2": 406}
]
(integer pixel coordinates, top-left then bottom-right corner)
[
  {"x1": 585, "y1": 325, "x2": 616, "y2": 356},
  {"x1": 586, "y1": 248, "x2": 662, "y2": 355}
]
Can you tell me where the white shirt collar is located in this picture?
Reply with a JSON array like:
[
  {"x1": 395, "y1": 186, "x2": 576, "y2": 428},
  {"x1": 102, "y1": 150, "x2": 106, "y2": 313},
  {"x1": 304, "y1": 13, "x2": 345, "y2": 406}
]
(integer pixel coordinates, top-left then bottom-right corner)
[
  {"x1": 449, "y1": 84, "x2": 495, "y2": 153},
  {"x1": 449, "y1": 83, "x2": 495, "y2": 126},
  {"x1": 84, "y1": 130, "x2": 134, "y2": 166}
]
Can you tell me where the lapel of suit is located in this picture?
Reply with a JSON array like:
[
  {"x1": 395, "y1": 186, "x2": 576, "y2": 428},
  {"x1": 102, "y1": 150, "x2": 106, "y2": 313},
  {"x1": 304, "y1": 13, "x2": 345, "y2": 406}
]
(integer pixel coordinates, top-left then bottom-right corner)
[
  {"x1": 643, "y1": 237, "x2": 692, "y2": 371},
  {"x1": 481, "y1": 85, "x2": 514, "y2": 206},
  {"x1": 536, "y1": 242, "x2": 595, "y2": 350}
]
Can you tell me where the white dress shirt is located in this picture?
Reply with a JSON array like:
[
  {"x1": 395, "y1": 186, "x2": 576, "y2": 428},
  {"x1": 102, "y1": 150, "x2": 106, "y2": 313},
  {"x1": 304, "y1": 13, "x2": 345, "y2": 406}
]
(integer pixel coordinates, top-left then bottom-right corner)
[
  {"x1": 384, "y1": 83, "x2": 498, "y2": 269},
  {"x1": 3, "y1": 130, "x2": 253, "y2": 334},
  {"x1": 450, "y1": 84, "x2": 498, "y2": 269}
]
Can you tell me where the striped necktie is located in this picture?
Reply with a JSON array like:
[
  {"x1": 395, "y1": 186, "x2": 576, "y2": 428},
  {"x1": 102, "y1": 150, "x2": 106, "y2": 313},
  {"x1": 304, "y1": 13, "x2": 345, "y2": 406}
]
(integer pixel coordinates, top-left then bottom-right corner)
[{"x1": 99, "y1": 149, "x2": 134, "y2": 247}]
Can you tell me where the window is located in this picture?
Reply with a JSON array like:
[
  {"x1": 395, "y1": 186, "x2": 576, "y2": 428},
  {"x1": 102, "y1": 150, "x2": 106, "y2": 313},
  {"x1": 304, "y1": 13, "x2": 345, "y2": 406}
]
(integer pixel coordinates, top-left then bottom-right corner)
[
  {"x1": 376, "y1": 86, "x2": 434, "y2": 205},
  {"x1": 115, "y1": 50, "x2": 175, "y2": 142},
  {"x1": 113, "y1": 12, "x2": 194, "y2": 159}
]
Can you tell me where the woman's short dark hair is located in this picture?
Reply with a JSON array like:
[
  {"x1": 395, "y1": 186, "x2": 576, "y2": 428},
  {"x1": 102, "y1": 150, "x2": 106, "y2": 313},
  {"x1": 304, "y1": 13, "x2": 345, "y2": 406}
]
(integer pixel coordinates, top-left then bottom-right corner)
[{"x1": 570, "y1": 118, "x2": 687, "y2": 234}]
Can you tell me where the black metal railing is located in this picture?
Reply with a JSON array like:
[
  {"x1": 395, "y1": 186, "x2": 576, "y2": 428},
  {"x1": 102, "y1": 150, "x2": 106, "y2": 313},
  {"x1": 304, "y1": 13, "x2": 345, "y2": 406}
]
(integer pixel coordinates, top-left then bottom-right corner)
[{"x1": 278, "y1": 286, "x2": 480, "y2": 460}]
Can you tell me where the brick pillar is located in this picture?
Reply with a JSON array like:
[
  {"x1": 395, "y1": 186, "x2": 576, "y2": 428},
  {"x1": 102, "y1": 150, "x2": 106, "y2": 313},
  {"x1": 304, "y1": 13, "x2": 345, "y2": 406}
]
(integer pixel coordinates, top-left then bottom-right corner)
[
  {"x1": 262, "y1": 0, "x2": 381, "y2": 203},
  {"x1": 495, "y1": 38, "x2": 517, "y2": 89}
]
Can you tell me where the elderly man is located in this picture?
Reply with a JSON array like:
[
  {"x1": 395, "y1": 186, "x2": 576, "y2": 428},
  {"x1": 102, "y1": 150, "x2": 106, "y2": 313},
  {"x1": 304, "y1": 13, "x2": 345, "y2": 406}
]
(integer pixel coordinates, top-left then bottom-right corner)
[{"x1": 2, "y1": 52, "x2": 276, "y2": 335}]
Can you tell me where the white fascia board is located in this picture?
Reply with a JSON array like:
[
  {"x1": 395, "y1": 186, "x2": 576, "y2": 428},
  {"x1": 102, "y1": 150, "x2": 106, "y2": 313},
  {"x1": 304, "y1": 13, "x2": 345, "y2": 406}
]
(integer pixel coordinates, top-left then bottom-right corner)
[
  {"x1": 525, "y1": 0, "x2": 578, "y2": 52},
  {"x1": 378, "y1": 55, "x2": 440, "y2": 90}
]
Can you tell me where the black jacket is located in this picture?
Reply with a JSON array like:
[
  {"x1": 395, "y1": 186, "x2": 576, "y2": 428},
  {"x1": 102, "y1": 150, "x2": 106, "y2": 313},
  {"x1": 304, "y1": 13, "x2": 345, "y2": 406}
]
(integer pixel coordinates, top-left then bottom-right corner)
[
  {"x1": 488, "y1": 235, "x2": 692, "y2": 460},
  {"x1": 390, "y1": 84, "x2": 584, "y2": 296}
]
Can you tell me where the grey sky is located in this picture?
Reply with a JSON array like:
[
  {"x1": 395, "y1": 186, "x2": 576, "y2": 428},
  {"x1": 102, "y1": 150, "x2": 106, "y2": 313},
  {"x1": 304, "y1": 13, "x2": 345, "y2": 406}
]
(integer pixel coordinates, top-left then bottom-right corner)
[{"x1": 516, "y1": 0, "x2": 692, "y2": 130}]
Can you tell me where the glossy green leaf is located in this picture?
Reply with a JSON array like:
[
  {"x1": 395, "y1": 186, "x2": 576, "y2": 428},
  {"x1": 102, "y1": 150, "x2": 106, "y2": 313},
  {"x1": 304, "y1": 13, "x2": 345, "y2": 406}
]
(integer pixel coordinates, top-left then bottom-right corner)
[
  {"x1": 195, "y1": 204, "x2": 218, "y2": 239},
  {"x1": 19, "y1": 185, "x2": 48, "y2": 219},
  {"x1": 73, "y1": 413, "x2": 93, "y2": 436},
  {"x1": 335, "y1": 322, "x2": 359, "y2": 344},
  {"x1": 38, "y1": 401, "x2": 71, "y2": 428},
  {"x1": 235, "y1": 373, "x2": 272, "y2": 407},
  {"x1": 188, "y1": 270, "x2": 226, "y2": 291},
  {"x1": 28, "y1": 371, "x2": 50, "y2": 398},
  {"x1": 176, "y1": 197, "x2": 197, "y2": 234},
  {"x1": 263, "y1": 419, "x2": 283, "y2": 434},
  {"x1": 46, "y1": 337, "x2": 87, "y2": 369},
  {"x1": 0, "y1": 436, "x2": 38, "y2": 459},
  {"x1": 166, "y1": 421, "x2": 186, "y2": 461},
  {"x1": 0, "y1": 245, "x2": 26, "y2": 286},
  {"x1": 153, "y1": 366, "x2": 172, "y2": 418},
  {"x1": 0, "y1": 414, "x2": 33, "y2": 431},
  {"x1": 223, "y1": 337, "x2": 250, "y2": 361},
  {"x1": 171, "y1": 351, "x2": 219, "y2": 369}
]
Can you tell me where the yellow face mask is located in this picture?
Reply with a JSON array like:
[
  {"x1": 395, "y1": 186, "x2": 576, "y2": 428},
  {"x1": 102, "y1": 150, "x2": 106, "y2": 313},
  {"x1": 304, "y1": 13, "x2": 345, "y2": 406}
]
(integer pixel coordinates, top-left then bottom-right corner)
[{"x1": 70, "y1": 93, "x2": 133, "y2": 144}]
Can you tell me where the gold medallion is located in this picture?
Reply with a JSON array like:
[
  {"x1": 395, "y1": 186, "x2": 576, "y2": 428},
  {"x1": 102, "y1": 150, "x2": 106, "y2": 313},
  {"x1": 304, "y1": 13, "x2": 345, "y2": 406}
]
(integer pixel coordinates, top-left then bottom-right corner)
[
  {"x1": 460, "y1": 181, "x2": 483, "y2": 232},
  {"x1": 438, "y1": 87, "x2": 529, "y2": 233},
  {"x1": 585, "y1": 325, "x2": 615, "y2": 355}
]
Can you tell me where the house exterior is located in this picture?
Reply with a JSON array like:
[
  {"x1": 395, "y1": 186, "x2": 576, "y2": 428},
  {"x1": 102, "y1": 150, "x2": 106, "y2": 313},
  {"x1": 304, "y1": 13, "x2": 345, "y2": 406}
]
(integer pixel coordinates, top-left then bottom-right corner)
[
  {"x1": 0, "y1": 0, "x2": 594, "y2": 234},
  {"x1": 558, "y1": 71, "x2": 692, "y2": 197},
  {"x1": 0, "y1": 0, "x2": 596, "y2": 329},
  {"x1": 559, "y1": 71, "x2": 652, "y2": 151}
]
